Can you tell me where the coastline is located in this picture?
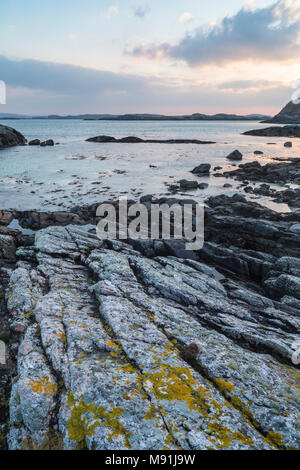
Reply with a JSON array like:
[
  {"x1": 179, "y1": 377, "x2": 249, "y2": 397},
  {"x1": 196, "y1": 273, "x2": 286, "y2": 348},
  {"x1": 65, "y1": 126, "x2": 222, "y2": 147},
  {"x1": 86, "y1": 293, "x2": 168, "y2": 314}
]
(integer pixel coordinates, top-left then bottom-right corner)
[{"x1": 0, "y1": 123, "x2": 299, "y2": 450}]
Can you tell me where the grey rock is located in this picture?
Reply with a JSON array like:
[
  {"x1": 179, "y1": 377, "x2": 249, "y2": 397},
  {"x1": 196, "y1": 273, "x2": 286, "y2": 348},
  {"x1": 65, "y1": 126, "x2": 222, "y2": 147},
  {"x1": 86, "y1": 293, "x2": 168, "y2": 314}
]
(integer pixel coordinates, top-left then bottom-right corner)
[
  {"x1": 40, "y1": 140, "x2": 54, "y2": 147},
  {"x1": 191, "y1": 164, "x2": 211, "y2": 175},
  {"x1": 227, "y1": 150, "x2": 243, "y2": 161},
  {"x1": 290, "y1": 224, "x2": 300, "y2": 234},
  {"x1": 3, "y1": 226, "x2": 299, "y2": 450},
  {"x1": 179, "y1": 180, "x2": 199, "y2": 190},
  {"x1": 243, "y1": 126, "x2": 300, "y2": 138}
]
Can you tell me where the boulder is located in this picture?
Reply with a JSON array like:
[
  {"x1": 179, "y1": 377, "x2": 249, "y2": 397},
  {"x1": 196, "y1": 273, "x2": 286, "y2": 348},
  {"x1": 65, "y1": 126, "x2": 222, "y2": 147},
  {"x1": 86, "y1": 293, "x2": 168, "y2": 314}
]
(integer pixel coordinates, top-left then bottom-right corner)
[
  {"x1": 179, "y1": 180, "x2": 199, "y2": 190},
  {"x1": 227, "y1": 150, "x2": 243, "y2": 161},
  {"x1": 0, "y1": 211, "x2": 14, "y2": 226},
  {"x1": 0, "y1": 233, "x2": 17, "y2": 261},
  {"x1": 191, "y1": 163, "x2": 211, "y2": 175},
  {"x1": 0, "y1": 125, "x2": 27, "y2": 150},
  {"x1": 40, "y1": 139, "x2": 54, "y2": 147},
  {"x1": 28, "y1": 139, "x2": 41, "y2": 146}
]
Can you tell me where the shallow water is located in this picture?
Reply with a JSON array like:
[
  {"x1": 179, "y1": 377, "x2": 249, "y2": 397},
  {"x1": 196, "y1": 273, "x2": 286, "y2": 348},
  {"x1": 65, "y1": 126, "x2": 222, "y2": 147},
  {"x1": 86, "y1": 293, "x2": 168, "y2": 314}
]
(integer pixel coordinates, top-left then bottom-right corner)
[{"x1": 0, "y1": 119, "x2": 298, "y2": 212}]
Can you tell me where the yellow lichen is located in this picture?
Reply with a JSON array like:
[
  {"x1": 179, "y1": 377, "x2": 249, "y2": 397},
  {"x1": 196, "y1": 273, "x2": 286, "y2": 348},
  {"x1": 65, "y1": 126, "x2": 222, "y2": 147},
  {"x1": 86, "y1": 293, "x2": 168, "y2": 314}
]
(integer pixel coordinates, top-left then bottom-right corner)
[
  {"x1": 143, "y1": 363, "x2": 212, "y2": 414},
  {"x1": 214, "y1": 379, "x2": 236, "y2": 393},
  {"x1": 144, "y1": 403, "x2": 157, "y2": 420},
  {"x1": 27, "y1": 376, "x2": 57, "y2": 397},
  {"x1": 57, "y1": 332, "x2": 66, "y2": 341},
  {"x1": 207, "y1": 421, "x2": 254, "y2": 449},
  {"x1": 67, "y1": 394, "x2": 132, "y2": 450},
  {"x1": 107, "y1": 340, "x2": 119, "y2": 349},
  {"x1": 266, "y1": 431, "x2": 286, "y2": 448}
]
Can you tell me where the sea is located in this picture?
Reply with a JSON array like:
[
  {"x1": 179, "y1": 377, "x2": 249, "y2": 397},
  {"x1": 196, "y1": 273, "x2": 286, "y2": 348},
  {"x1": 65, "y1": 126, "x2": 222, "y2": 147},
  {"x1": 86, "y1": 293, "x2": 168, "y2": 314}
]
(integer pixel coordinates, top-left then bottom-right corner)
[{"x1": 0, "y1": 119, "x2": 298, "y2": 213}]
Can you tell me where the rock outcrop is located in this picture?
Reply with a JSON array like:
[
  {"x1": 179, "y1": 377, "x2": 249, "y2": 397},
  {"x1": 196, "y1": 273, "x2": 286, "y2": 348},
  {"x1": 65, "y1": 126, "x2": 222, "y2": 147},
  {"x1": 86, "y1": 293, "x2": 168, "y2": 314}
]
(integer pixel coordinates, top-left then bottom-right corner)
[
  {"x1": 86, "y1": 135, "x2": 216, "y2": 144},
  {"x1": 223, "y1": 159, "x2": 300, "y2": 185},
  {"x1": 264, "y1": 101, "x2": 300, "y2": 124},
  {"x1": 0, "y1": 217, "x2": 298, "y2": 450},
  {"x1": 243, "y1": 126, "x2": 300, "y2": 138},
  {"x1": 0, "y1": 125, "x2": 27, "y2": 150},
  {"x1": 0, "y1": 194, "x2": 299, "y2": 450}
]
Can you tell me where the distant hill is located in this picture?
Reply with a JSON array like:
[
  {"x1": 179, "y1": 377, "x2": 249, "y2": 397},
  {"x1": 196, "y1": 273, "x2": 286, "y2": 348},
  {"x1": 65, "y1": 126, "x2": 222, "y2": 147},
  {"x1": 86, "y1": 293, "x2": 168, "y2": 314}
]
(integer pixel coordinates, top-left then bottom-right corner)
[
  {"x1": 263, "y1": 101, "x2": 300, "y2": 124},
  {"x1": 87, "y1": 113, "x2": 271, "y2": 121},
  {"x1": 0, "y1": 113, "x2": 31, "y2": 119},
  {"x1": 0, "y1": 112, "x2": 271, "y2": 121}
]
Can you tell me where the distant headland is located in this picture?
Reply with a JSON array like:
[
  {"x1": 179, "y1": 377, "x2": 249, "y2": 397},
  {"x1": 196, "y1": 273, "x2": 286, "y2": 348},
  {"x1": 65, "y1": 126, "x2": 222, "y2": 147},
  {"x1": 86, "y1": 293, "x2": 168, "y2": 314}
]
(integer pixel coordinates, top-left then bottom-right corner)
[{"x1": 0, "y1": 112, "x2": 271, "y2": 121}]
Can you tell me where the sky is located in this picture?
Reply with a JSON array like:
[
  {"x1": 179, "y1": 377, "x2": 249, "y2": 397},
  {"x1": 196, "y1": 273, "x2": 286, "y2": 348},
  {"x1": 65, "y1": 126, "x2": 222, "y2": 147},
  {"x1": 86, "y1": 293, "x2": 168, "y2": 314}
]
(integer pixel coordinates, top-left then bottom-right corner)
[{"x1": 0, "y1": 0, "x2": 300, "y2": 115}]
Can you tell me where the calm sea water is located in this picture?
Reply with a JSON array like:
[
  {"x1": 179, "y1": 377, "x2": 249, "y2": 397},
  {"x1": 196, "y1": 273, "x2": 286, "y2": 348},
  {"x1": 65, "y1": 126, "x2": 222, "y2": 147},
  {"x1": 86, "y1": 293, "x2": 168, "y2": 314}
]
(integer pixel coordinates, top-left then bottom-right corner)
[{"x1": 0, "y1": 119, "x2": 298, "y2": 212}]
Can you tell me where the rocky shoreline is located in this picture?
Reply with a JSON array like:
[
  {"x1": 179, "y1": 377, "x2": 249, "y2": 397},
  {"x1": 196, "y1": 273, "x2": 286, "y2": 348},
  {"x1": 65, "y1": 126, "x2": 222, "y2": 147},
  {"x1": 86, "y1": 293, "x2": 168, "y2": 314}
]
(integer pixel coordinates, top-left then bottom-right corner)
[
  {"x1": 243, "y1": 126, "x2": 300, "y2": 138},
  {"x1": 0, "y1": 193, "x2": 299, "y2": 450},
  {"x1": 220, "y1": 159, "x2": 300, "y2": 208},
  {"x1": 0, "y1": 124, "x2": 299, "y2": 451}
]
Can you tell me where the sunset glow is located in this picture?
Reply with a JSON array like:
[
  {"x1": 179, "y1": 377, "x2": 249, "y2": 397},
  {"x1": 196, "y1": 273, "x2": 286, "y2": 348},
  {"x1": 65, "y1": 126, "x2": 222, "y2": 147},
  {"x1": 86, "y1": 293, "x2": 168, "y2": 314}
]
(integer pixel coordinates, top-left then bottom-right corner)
[{"x1": 1, "y1": 0, "x2": 300, "y2": 114}]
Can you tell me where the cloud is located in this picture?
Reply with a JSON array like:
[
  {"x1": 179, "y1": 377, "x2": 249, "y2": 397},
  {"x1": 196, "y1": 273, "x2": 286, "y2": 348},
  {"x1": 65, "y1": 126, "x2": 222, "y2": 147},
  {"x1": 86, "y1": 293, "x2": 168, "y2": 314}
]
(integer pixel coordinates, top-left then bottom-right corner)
[
  {"x1": 0, "y1": 54, "x2": 291, "y2": 115},
  {"x1": 129, "y1": 0, "x2": 300, "y2": 66},
  {"x1": 134, "y1": 5, "x2": 150, "y2": 18},
  {"x1": 106, "y1": 5, "x2": 119, "y2": 18},
  {"x1": 0, "y1": 55, "x2": 148, "y2": 96},
  {"x1": 217, "y1": 79, "x2": 285, "y2": 92},
  {"x1": 179, "y1": 12, "x2": 194, "y2": 24}
]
